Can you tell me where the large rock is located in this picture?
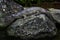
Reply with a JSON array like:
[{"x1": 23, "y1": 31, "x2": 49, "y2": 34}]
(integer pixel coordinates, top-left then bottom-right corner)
[
  {"x1": 49, "y1": 8, "x2": 60, "y2": 23},
  {"x1": 0, "y1": 0, "x2": 24, "y2": 29},
  {"x1": 7, "y1": 7, "x2": 57, "y2": 39}
]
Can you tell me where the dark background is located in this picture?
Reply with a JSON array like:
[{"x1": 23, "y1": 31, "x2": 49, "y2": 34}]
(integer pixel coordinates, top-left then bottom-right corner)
[{"x1": 14, "y1": 0, "x2": 60, "y2": 9}]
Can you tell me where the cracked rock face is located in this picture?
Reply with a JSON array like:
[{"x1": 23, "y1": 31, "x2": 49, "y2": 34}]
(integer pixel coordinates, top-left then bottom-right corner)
[
  {"x1": 0, "y1": 0, "x2": 24, "y2": 29},
  {"x1": 49, "y1": 8, "x2": 60, "y2": 23},
  {"x1": 7, "y1": 7, "x2": 57, "y2": 39}
]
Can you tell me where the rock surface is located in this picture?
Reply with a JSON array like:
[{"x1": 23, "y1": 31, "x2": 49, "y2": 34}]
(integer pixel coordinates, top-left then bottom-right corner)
[
  {"x1": 0, "y1": 0, "x2": 57, "y2": 39},
  {"x1": 7, "y1": 7, "x2": 57, "y2": 39},
  {"x1": 12, "y1": 7, "x2": 48, "y2": 18},
  {"x1": 0, "y1": 0, "x2": 24, "y2": 29},
  {"x1": 49, "y1": 8, "x2": 60, "y2": 23}
]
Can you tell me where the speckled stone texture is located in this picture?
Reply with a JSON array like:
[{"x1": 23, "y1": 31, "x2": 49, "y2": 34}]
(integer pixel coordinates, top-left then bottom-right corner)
[
  {"x1": 49, "y1": 8, "x2": 60, "y2": 23},
  {"x1": 0, "y1": 0, "x2": 58, "y2": 39},
  {"x1": 0, "y1": 0, "x2": 24, "y2": 29},
  {"x1": 7, "y1": 7, "x2": 57, "y2": 39}
]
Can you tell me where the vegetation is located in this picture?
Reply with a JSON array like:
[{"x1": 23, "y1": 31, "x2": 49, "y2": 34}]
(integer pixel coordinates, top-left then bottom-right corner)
[{"x1": 14, "y1": 0, "x2": 55, "y2": 7}]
